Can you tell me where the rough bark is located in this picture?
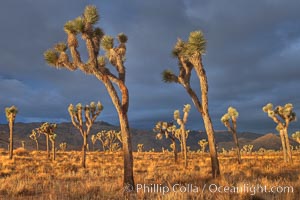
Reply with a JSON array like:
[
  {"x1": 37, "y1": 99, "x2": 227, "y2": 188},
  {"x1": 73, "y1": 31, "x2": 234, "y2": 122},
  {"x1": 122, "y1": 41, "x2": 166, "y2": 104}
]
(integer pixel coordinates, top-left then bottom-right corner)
[
  {"x1": 9, "y1": 120, "x2": 13, "y2": 160},
  {"x1": 181, "y1": 125, "x2": 188, "y2": 168},
  {"x1": 279, "y1": 130, "x2": 287, "y2": 162},
  {"x1": 283, "y1": 128, "x2": 293, "y2": 163},
  {"x1": 52, "y1": 140, "x2": 56, "y2": 161},
  {"x1": 232, "y1": 130, "x2": 241, "y2": 164},
  {"x1": 46, "y1": 135, "x2": 50, "y2": 159},
  {"x1": 82, "y1": 134, "x2": 87, "y2": 168},
  {"x1": 191, "y1": 56, "x2": 220, "y2": 178}
]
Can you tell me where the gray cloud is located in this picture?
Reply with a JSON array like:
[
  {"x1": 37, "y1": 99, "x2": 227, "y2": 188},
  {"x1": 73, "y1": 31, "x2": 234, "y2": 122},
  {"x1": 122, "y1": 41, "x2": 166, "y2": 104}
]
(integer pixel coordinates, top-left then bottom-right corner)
[{"x1": 1, "y1": 0, "x2": 300, "y2": 134}]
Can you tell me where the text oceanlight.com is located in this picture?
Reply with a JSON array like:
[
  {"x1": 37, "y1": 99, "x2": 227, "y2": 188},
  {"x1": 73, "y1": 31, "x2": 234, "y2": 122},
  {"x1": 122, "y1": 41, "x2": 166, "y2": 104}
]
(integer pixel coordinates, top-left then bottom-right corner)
[{"x1": 133, "y1": 183, "x2": 294, "y2": 195}]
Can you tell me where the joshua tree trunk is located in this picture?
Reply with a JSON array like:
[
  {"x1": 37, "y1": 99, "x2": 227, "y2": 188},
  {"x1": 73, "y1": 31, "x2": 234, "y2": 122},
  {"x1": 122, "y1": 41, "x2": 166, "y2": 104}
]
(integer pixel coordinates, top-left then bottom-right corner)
[
  {"x1": 82, "y1": 134, "x2": 88, "y2": 168},
  {"x1": 35, "y1": 140, "x2": 39, "y2": 151},
  {"x1": 232, "y1": 131, "x2": 241, "y2": 164},
  {"x1": 279, "y1": 130, "x2": 287, "y2": 162},
  {"x1": 46, "y1": 134, "x2": 50, "y2": 159},
  {"x1": 181, "y1": 126, "x2": 188, "y2": 168},
  {"x1": 283, "y1": 128, "x2": 293, "y2": 163},
  {"x1": 99, "y1": 77, "x2": 135, "y2": 188},
  {"x1": 52, "y1": 140, "x2": 56, "y2": 161},
  {"x1": 192, "y1": 56, "x2": 220, "y2": 178},
  {"x1": 9, "y1": 120, "x2": 13, "y2": 160},
  {"x1": 118, "y1": 111, "x2": 135, "y2": 188}
]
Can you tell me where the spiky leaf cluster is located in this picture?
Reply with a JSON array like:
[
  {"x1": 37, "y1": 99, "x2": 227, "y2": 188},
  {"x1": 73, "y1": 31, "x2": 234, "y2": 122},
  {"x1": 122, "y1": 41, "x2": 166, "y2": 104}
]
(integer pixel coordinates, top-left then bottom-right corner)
[
  {"x1": 84, "y1": 5, "x2": 99, "y2": 24},
  {"x1": 93, "y1": 27, "x2": 104, "y2": 38},
  {"x1": 183, "y1": 104, "x2": 191, "y2": 113},
  {"x1": 101, "y1": 35, "x2": 114, "y2": 51},
  {"x1": 185, "y1": 31, "x2": 206, "y2": 56},
  {"x1": 174, "y1": 110, "x2": 180, "y2": 120},
  {"x1": 5, "y1": 106, "x2": 18, "y2": 121},
  {"x1": 162, "y1": 70, "x2": 178, "y2": 83},
  {"x1": 54, "y1": 42, "x2": 67, "y2": 52},
  {"x1": 64, "y1": 17, "x2": 84, "y2": 34},
  {"x1": 118, "y1": 33, "x2": 128, "y2": 43},
  {"x1": 44, "y1": 49, "x2": 59, "y2": 66}
]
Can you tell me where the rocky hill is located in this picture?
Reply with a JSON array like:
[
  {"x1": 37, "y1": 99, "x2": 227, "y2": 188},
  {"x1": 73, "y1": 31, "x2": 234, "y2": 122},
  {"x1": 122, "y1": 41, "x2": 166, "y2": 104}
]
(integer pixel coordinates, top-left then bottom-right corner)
[{"x1": 0, "y1": 122, "x2": 298, "y2": 151}]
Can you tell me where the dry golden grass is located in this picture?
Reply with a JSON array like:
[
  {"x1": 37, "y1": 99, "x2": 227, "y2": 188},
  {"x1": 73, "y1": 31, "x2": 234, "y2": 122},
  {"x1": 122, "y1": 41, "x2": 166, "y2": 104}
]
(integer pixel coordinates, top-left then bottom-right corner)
[{"x1": 0, "y1": 149, "x2": 299, "y2": 200}]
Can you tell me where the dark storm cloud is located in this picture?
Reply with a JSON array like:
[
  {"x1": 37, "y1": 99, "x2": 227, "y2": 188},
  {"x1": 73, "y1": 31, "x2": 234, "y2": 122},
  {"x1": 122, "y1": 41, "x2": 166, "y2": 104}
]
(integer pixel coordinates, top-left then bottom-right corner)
[{"x1": 0, "y1": 0, "x2": 300, "y2": 134}]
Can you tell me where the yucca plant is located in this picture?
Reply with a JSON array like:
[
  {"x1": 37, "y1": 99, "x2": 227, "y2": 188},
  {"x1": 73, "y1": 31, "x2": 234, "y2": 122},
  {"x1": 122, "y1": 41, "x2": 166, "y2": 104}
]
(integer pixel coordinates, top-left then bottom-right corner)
[
  {"x1": 44, "y1": 5, "x2": 135, "y2": 188},
  {"x1": 68, "y1": 101, "x2": 103, "y2": 167},
  {"x1": 174, "y1": 104, "x2": 191, "y2": 168},
  {"x1": 198, "y1": 139, "x2": 208, "y2": 153},
  {"x1": 292, "y1": 131, "x2": 300, "y2": 144},
  {"x1": 35, "y1": 122, "x2": 57, "y2": 159},
  {"x1": 263, "y1": 103, "x2": 296, "y2": 163},
  {"x1": 5, "y1": 106, "x2": 18, "y2": 159},
  {"x1": 162, "y1": 31, "x2": 220, "y2": 178},
  {"x1": 221, "y1": 107, "x2": 241, "y2": 164},
  {"x1": 154, "y1": 121, "x2": 179, "y2": 163},
  {"x1": 29, "y1": 130, "x2": 39, "y2": 151}
]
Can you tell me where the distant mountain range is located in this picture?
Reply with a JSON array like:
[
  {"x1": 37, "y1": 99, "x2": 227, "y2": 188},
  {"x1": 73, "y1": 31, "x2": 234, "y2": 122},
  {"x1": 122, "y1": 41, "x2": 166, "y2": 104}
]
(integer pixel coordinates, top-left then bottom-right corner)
[{"x1": 0, "y1": 122, "x2": 298, "y2": 151}]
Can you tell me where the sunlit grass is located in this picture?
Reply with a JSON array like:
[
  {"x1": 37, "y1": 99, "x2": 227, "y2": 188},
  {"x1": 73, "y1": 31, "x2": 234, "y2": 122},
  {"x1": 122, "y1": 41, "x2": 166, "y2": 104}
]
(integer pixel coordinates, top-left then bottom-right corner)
[{"x1": 0, "y1": 150, "x2": 299, "y2": 199}]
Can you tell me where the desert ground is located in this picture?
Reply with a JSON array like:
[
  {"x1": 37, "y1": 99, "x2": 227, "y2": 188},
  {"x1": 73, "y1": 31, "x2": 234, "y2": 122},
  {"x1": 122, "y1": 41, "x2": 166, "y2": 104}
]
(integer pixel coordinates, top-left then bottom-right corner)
[{"x1": 0, "y1": 148, "x2": 299, "y2": 200}]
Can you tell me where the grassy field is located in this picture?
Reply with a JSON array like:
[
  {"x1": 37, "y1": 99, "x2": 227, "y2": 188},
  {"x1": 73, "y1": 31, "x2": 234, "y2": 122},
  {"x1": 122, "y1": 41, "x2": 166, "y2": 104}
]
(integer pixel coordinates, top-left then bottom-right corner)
[{"x1": 0, "y1": 148, "x2": 299, "y2": 200}]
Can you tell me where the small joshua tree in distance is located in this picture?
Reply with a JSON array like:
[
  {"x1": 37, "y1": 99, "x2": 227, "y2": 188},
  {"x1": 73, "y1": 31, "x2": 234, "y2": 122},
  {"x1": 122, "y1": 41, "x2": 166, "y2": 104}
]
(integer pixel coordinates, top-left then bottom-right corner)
[
  {"x1": 198, "y1": 139, "x2": 208, "y2": 153},
  {"x1": 263, "y1": 103, "x2": 296, "y2": 163},
  {"x1": 221, "y1": 107, "x2": 241, "y2": 164},
  {"x1": 68, "y1": 101, "x2": 103, "y2": 167},
  {"x1": 5, "y1": 106, "x2": 18, "y2": 160},
  {"x1": 154, "y1": 121, "x2": 179, "y2": 163},
  {"x1": 292, "y1": 131, "x2": 300, "y2": 144},
  {"x1": 36, "y1": 122, "x2": 57, "y2": 159},
  {"x1": 30, "y1": 130, "x2": 39, "y2": 151},
  {"x1": 174, "y1": 104, "x2": 191, "y2": 168}
]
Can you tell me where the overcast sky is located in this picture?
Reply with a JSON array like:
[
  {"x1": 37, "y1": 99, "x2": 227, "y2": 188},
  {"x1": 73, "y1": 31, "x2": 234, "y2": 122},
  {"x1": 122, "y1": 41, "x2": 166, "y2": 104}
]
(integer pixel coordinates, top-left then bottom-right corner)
[{"x1": 0, "y1": 0, "x2": 300, "y2": 134}]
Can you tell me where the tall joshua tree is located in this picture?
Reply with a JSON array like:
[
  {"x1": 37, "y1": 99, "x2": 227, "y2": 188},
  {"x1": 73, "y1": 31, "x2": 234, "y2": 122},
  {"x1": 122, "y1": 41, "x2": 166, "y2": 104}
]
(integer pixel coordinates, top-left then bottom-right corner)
[
  {"x1": 68, "y1": 102, "x2": 103, "y2": 167},
  {"x1": 263, "y1": 103, "x2": 296, "y2": 163},
  {"x1": 162, "y1": 31, "x2": 220, "y2": 177},
  {"x1": 5, "y1": 106, "x2": 18, "y2": 159},
  {"x1": 36, "y1": 122, "x2": 57, "y2": 159},
  {"x1": 44, "y1": 5, "x2": 135, "y2": 187},
  {"x1": 221, "y1": 107, "x2": 241, "y2": 164}
]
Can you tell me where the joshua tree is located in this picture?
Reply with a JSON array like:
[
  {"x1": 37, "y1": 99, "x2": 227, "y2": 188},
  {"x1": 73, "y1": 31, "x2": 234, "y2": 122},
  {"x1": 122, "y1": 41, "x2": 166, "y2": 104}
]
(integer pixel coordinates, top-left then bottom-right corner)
[
  {"x1": 30, "y1": 130, "x2": 39, "y2": 151},
  {"x1": 36, "y1": 122, "x2": 57, "y2": 159},
  {"x1": 96, "y1": 131, "x2": 107, "y2": 151},
  {"x1": 162, "y1": 31, "x2": 220, "y2": 177},
  {"x1": 137, "y1": 144, "x2": 144, "y2": 152},
  {"x1": 242, "y1": 144, "x2": 253, "y2": 155},
  {"x1": 198, "y1": 139, "x2": 208, "y2": 153},
  {"x1": 174, "y1": 104, "x2": 191, "y2": 168},
  {"x1": 21, "y1": 141, "x2": 25, "y2": 149},
  {"x1": 102, "y1": 130, "x2": 122, "y2": 152},
  {"x1": 292, "y1": 131, "x2": 300, "y2": 144},
  {"x1": 154, "y1": 121, "x2": 179, "y2": 163},
  {"x1": 59, "y1": 142, "x2": 67, "y2": 152},
  {"x1": 49, "y1": 134, "x2": 57, "y2": 161},
  {"x1": 44, "y1": 5, "x2": 135, "y2": 187},
  {"x1": 68, "y1": 101, "x2": 103, "y2": 167},
  {"x1": 221, "y1": 107, "x2": 241, "y2": 164},
  {"x1": 5, "y1": 106, "x2": 18, "y2": 159},
  {"x1": 263, "y1": 103, "x2": 296, "y2": 163}
]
